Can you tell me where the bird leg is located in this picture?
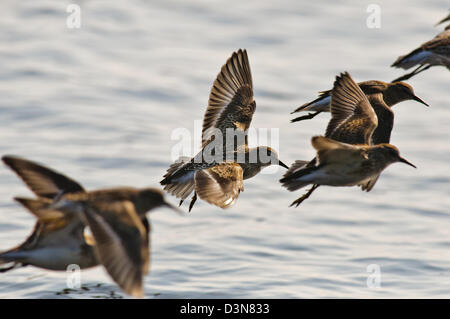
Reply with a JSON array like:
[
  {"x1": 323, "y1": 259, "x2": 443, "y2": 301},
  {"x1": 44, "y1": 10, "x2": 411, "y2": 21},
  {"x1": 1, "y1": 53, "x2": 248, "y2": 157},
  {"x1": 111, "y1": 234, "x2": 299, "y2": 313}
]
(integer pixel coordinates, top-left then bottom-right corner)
[
  {"x1": 290, "y1": 184, "x2": 320, "y2": 207},
  {"x1": 179, "y1": 199, "x2": 184, "y2": 207},
  {"x1": 392, "y1": 64, "x2": 431, "y2": 82},
  {"x1": 291, "y1": 111, "x2": 322, "y2": 123},
  {"x1": 188, "y1": 192, "x2": 197, "y2": 212}
]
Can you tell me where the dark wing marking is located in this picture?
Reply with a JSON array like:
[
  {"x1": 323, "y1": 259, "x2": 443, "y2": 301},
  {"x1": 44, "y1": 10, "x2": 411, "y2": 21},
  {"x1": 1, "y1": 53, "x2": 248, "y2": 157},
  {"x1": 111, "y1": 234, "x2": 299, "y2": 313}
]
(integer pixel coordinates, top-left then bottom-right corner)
[
  {"x1": 369, "y1": 95, "x2": 394, "y2": 144},
  {"x1": 2, "y1": 156, "x2": 84, "y2": 199}
]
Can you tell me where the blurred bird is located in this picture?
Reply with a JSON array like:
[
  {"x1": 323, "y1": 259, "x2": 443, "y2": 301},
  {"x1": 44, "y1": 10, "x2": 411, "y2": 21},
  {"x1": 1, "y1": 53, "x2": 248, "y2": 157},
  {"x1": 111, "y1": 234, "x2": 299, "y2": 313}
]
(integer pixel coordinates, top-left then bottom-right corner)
[
  {"x1": 391, "y1": 20, "x2": 449, "y2": 81},
  {"x1": 0, "y1": 155, "x2": 179, "y2": 298},
  {"x1": 161, "y1": 49, "x2": 288, "y2": 211},
  {"x1": 281, "y1": 72, "x2": 416, "y2": 206}
]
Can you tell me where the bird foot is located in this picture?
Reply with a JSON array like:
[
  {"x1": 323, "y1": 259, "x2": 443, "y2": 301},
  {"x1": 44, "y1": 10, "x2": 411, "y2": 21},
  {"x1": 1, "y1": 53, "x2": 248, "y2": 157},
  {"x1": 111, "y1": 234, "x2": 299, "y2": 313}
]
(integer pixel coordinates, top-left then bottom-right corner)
[
  {"x1": 289, "y1": 184, "x2": 319, "y2": 207},
  {"x1": 291, "y1": 111, "x2": 321, "y2": 123}
]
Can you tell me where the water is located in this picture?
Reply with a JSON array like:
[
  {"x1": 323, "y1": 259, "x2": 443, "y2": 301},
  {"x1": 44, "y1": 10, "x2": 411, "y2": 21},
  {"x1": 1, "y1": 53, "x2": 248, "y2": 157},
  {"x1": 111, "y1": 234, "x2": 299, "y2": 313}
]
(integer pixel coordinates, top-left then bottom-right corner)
[{"x1": 0, "y1": 0, "x2": 449, "y2": 298}]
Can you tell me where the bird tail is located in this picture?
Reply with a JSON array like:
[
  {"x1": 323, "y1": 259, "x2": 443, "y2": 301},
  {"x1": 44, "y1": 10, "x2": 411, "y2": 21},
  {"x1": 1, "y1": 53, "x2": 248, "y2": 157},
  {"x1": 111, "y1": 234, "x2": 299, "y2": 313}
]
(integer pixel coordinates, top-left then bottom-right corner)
[
  {"x1": 291, "y1": 93, "x2": 331, "y2": 114},
  {"x1": 391, "y1": 48, "x2": 429, "y2": 70},
  {"x1": 0, "y1": 248, "x2": 27, "y2": 273},
  {"x1": 279, "y1": 160, "x2": 318, "y2": 191},
  {"x1": 160, "y1": 157, "x2": 195, "y2": 201},
  {"x1": 14, "y1": 197, "x2": 63, "y2": 221}
]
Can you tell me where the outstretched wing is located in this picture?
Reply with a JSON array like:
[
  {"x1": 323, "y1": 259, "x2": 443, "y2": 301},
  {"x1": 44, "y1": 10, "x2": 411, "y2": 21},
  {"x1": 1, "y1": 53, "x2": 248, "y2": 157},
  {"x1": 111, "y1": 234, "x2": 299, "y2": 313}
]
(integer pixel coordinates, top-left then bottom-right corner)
[
  {"x1": 325, "y1": 72, "x2": 378, "y2": 145},
  {"x1": 82, "y1": 200, "x2": 147, "y2": 298},
  {"x1": 194, "y1": 162, "x2": 244, "y2": 209},
  {"x1": 202, "y1": 49, "x2": 255, "y2": 151},
  {"x1": 2, "y1": 155, "x2": 85, "y2": 199}
]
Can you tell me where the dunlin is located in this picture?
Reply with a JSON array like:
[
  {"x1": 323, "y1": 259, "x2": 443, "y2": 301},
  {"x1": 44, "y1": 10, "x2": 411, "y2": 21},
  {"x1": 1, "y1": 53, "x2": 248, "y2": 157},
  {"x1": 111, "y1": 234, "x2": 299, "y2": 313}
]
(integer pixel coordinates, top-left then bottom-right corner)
[
  {"x1": 291, "y1": 80, "x2": 428, "y2": 126},
  {"x1": 0, "y1": 196, "x2": 98, "y2": 272},
  {"x1": 391, "y1": 23, "x2": 449, "y2": 81},
  {"x1": 0, "y1": 155, "x2": 179, "y2": 298},
  {"x1": 280, "y1": 135, "x2": 416, "y2": 195},
  {"x1": 161, "y1": 49, "x2": 288, "y2": 211},
  {"x1": 281, "y1": 72, "x2": 416, "y2": 206}
]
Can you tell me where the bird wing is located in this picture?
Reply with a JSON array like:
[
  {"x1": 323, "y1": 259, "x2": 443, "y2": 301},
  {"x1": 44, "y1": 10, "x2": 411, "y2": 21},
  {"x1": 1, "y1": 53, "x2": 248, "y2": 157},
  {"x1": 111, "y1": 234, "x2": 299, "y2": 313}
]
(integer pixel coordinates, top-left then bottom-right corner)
[
  {"x1": 194, "y1": 162, "x2": 244, "y2": 209},
  {"x1": 2, "y1": 156, "x2": 85, "y2": 199},
  {"x1": 13, "y1": 197, "x2": 87, "y2": 248},
  {"x1": 202, "y1": 49, "x2": 255, "y2": 150},
  {"x1": 311, "y1": 136, "x2": 366, "y2": 166},
  {"x1": 82, "y1": 200, "x2": 147, "y2": 298},
  {"x1": 358, "y1": 173, "x2": 381, "y2": 192},
  {"x1": 140, "y1": 217, "x2": 151, "y2": 275},
  {"x1": 325, "y1": 72, "x2": 378, "y2": 145},
  {"x1": 422, "y1": 29, "x2": 450, "y2": 52}
]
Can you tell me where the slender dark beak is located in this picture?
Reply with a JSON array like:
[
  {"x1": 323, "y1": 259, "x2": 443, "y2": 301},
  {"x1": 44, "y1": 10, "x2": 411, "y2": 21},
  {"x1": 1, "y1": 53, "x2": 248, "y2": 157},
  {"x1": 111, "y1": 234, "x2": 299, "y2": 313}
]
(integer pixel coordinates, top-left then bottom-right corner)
[
  {"x1": 163, "y1": 201, "x2": 184, "y2": 215},
  {"x1": 278, "y1": 160, "x2": 289, "y2": 169},
  {"x1": 398, "y1": 156, "x2": 416, "y2": 168},
  {"x1": 412, "y1": 94, "x2": 429, "y2": 107}
]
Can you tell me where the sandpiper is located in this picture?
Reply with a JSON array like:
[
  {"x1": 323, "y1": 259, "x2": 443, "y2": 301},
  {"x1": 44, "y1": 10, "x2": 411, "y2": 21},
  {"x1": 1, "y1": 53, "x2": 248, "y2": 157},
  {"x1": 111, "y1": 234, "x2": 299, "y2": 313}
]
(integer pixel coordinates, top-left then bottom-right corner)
[
  {"x1": 0, "y1": 196, "x2": 98, "y2": 272},
  {"x1": 281, "y1": 72, "x2": 416, "y2": 206},
  {"x1": 290, "y1": 80, "x2": 428, "y2": 124},
  {"x1": 161, "y1": 49, "x2": 288, "y2": 211},
  {"x1": 0, "y1": 155, "x2": 179, "y2": 298},
  {"x1": 391, "y1": 22, "x2": 449, "y2": 81},
  {"x1": 280, "y1": 135, "x2": 416, "y2": 195}
]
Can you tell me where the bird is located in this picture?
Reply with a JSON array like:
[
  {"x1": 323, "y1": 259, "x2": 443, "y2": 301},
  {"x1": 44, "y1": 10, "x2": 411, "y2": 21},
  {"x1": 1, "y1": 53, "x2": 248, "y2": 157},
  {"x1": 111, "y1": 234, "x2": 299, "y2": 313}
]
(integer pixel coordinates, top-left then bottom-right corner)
[
  {"x1": 161, "y1": 49, "x2": 288, "y2": 211},
  {"x1": 0, "y1": 196, "x2": 98, "y2": 273},
  {"x1": 290, "y1": 80, "x2": 428, "y2": 124},
  {"x1": 280, "y1": 135, "x2": 416, "y2": 193},
  {"x1": 0, "y1": 155, "x2": 180, "y2": 298},
  {"x1": 281, "y1": 72, "x2": 417, "y2": 207},
  {"x1": 391, "y1": 20, "x2": 449, "y2": 81}
]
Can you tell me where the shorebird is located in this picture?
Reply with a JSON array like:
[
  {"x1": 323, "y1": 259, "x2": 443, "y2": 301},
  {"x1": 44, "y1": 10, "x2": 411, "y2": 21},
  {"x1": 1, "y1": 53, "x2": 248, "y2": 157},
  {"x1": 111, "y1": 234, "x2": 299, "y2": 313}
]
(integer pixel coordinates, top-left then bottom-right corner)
[
  {"x1": 161, "y1": 49, "x2": 288, "y2": 211},
  {"x1": 391, "y1": 20, "x2": 450, "y2": 81},
  {"x1": 281, "y1": 72, "x2": 416, "y2": 207},
  {"x1": 290, "y1": 80, "x2": 428, "y2": 124},
  {"x1": 0, "y1": 155, "x2": 179, "y2": 298},
  {"x1": 280, "y1": 135, "x2": 416, "y2": 193}
]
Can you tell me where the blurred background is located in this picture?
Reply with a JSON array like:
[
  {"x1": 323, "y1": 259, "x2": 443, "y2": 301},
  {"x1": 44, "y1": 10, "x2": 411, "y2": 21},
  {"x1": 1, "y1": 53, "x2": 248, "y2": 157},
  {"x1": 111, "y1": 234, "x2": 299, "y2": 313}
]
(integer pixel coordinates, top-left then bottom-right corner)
[{"x1": 0, "y1": 0, "x2": 449, "y2": 298}]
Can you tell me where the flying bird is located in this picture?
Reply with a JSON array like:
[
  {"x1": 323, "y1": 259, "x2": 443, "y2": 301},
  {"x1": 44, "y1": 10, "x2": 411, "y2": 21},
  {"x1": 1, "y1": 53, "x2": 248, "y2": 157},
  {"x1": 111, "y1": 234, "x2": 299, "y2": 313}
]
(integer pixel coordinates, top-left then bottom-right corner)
[
  {"x1": 161, "y1": 49, "x2": 288, "y2": 211},
  {"x1": 0, "y1": 155, "x2": 179, "y2": 298},
  {"x1": 281, "y1": 72, "x2": 417, "y2": 207}
]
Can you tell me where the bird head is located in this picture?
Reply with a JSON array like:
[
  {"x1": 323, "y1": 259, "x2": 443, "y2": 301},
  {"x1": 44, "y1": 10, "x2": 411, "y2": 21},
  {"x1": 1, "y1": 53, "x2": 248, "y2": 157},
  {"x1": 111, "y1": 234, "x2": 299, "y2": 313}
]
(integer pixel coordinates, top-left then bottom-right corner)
[
  {"x1": 379, "y1": 144, "x2": 416, "y2": 168},
  {"x1": 385, "y1": 82, "x2": 429, "y2": 107}
]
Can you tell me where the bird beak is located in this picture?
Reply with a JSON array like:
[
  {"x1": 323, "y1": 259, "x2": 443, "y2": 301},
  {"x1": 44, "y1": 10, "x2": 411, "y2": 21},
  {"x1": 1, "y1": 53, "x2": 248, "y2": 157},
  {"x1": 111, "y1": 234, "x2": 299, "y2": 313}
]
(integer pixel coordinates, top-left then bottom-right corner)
[
  {"x1": 278, "y1": 160, "x2": 289, "y2": 169},
  {"x1": 412, "y1": 94, "x2": 429, "y2": 107},
  {"x1": 163, "y1": 201, "x2": 184, "y2": 215},
  {"x1": 398, "y1": 156, "x2": 417, "y2": 168}
]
